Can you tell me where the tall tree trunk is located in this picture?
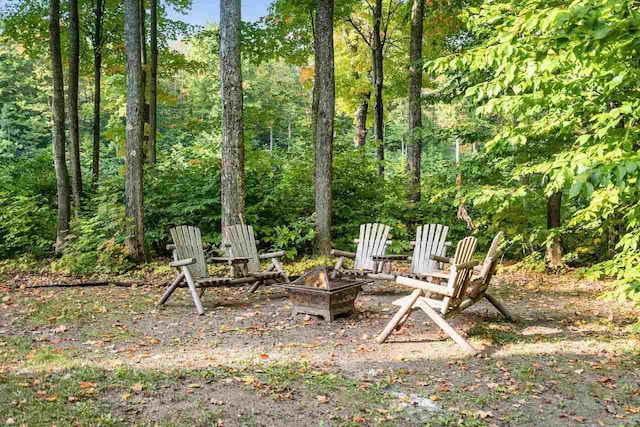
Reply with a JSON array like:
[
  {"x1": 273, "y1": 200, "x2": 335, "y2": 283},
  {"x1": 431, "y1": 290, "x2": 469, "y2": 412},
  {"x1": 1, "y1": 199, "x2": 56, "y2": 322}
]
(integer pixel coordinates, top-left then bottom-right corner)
[
  {"x1": 353, "y1": 91, "x2": 369, "y2": 155},
  {"x1": 220, "y1": 0, "x2": 245, "y2": 228},
  {"x1": 49, "y1": 0, "x2": 71, "y2": 253},
  {"x1": 68, "y1": 0, "x2": 82, "y2": 207},
  {"x1": 92, "y1": 0, "x2": 104, "y2": 189},
  {"x1": 314, "y1": 0, "x2": 335, "y2": 256},
  {"x1": 407, "y1": 0, "x2": 423, "y2": 202},
  {"x1": 148, "y1": 0, "x2": 158, "y2": 166},
  {"x1": 124, "y1": 0, "x2": 146, "y2": 263},
  {"x1": 310, "y1": 10, "x2": 319, "y2": 151},
  {"x1": 372, "y1": 0, "x2": 384, "y2": 177},
  {"x1": 139, "y1": 0, "x2": 147, "y2": 156},
  {"x1": 546, "y1": 190, "x2": 564, "y2": 272}
]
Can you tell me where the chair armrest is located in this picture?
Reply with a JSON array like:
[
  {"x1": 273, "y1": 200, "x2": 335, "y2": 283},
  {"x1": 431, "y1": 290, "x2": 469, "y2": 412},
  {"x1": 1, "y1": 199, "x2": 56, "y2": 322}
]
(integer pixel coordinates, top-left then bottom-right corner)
[
  {"x1": 259, "y1": 251, "x2": 286, "y2": 260},
  {"x1": 167, "y1": 244, "x2": 176, "y2": 251},
  {"x1": 454, "y1": 260, "x2": 480, "y2": 270},
  {"x1": 372, "y1": 254, "x2": 409, "y2": 261},
  {"x1": 396, "y1": 276, "x2": 455, "y2": 297},
  {"x1": 331, "y1": 249, "x2": 356, "y2": 258},
  {"x1": 169, "y1": 258, "x2": 196, "y2": 268},
  {"x1": 208, "y1": 256, "x2": 250, "y2": 265},
  {"x1": 431, "y1": 255, "x2": 450, "y2": 263},
  {"x1": 428, "y1": 271, "x2": 452, "y2": 279}
]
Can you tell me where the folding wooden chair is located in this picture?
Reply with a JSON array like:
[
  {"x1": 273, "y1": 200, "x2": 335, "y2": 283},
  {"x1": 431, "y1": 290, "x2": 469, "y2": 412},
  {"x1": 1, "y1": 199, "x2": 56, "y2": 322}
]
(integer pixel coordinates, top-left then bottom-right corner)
[{"x1": 377, "y1": 233, "x2": 513, "y2": 355}]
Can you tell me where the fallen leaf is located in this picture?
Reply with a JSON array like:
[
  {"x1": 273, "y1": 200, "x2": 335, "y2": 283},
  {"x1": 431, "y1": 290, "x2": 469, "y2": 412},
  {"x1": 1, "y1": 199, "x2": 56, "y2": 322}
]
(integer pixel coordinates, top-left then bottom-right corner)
[
  {"x1": 79, "y1": 382, "x2": 97, "y2": 389},
  {"x1": 130, "y1": 383, "x2": 143, "y2": 393},
  {"x1": 316, "y1": 395, "x2": 329, "y2": 404},
  {"x1": 477, "y1": 410, "x2": 493, "y2": 419}
]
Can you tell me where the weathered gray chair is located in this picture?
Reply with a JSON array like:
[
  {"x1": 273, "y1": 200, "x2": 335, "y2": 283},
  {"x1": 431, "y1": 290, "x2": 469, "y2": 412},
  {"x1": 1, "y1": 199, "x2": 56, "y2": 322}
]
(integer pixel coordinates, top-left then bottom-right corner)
[
  {"x1": 158, "y1": 225, "x2": 266, "y2": 315},
  {"x1": 373, "y1": 223, "x2": 451, "y2": 278},
  {"x1": 376, "y1": 233, "x2": 513, "y2": 355},
  {"x1": 331, "y1": 223, "x2": 392, "y2": 278},
  {"x1": 222, "y1": 223, "x2": 289, "y2": 293}
]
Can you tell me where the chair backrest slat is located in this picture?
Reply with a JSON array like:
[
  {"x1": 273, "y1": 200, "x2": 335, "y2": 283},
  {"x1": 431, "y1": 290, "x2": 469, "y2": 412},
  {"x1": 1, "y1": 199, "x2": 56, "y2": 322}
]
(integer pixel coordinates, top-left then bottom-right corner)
[
  {"x1": 223, "y1": 224, "x2": 261, "y2": 273},
  {"x1": 411, "y1": 224, "x2": 449, "y2": 274},
  {"x1": 170, "y1": 225, "x2": 208, "y2": 280},
  {"x1": 467, "y1": 232, "x2": 504, "y2": 298},
  {"x1": 354, "y1": 223, "x2": 391, "y2": 271},
  {"x1": 440, "y1": 236, "x2": 478, "y2": 314}
]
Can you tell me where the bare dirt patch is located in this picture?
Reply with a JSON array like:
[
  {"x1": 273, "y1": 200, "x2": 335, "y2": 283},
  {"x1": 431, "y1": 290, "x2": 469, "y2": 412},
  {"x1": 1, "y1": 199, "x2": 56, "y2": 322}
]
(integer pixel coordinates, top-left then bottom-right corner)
[{"x1": 1, "y1": 267, "x2": 639, "y2": 426}]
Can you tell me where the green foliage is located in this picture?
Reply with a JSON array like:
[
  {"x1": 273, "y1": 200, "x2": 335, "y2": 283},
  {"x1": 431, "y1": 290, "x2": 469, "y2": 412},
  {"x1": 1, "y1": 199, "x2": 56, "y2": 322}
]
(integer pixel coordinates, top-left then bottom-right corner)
[
  {"x1": 428, "y1": 0, "x2": 640, "y2": 305},
  {"x1": 53, "y1": 192, "x2": 133, "y2": 275}
]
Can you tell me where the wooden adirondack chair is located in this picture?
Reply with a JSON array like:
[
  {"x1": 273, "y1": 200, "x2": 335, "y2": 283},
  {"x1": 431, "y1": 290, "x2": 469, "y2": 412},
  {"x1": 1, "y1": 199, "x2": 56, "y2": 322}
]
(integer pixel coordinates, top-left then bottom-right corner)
[
  {"x1": 368, "y1": 223, "x2": 450, "y2": 281},
  {"x1": 222, "y1": 224, "x2": 289, "y2": 293},
  {"x1": 376, "y1": 236, "x2": 480, "y2": 354},
  {"x1": 377, "y1": 233, "x2": 514, "y2": 355},
  {"x1": 331, "y1": 223, "x2": 392, "y2": 278},
  {"x1": 158, "y1": 225, "x2": 265, "y2": 315},
  {"x1": 409, "y1": 223, "x2": 450, "y2": 275}
]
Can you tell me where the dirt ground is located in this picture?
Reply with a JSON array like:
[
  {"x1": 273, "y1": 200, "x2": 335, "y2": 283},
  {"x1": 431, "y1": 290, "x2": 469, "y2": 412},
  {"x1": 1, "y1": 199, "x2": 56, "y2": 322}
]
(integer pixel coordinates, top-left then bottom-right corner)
[{"x1": 1, "y1": 266, "x2": 639, "y2": 426}]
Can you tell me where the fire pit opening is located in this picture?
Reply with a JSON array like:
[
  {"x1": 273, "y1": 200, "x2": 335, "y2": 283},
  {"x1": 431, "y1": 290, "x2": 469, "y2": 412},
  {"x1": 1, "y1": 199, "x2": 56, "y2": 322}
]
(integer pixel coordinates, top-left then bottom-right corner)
[{"x1": 278, "y1": 267, "x2": 371, "y2": 322}]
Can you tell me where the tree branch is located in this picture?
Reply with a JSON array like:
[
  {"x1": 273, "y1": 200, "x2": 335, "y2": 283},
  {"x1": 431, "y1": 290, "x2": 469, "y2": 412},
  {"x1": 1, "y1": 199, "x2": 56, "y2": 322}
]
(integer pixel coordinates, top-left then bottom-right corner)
[{"x1": 344, "y1": 17, "x2": 372, "y2": 48}]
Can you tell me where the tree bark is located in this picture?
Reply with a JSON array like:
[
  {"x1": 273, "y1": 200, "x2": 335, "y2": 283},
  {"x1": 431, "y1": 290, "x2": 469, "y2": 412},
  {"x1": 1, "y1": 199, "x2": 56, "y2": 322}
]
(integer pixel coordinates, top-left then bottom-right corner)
[
  {"x1": 310, "y1": 10, "x2": 318, "y2": 151},
  {"x1": 139, "y1": 0, "x2": 147, "y2": 153},
  {"x1": 353, "y1": 91, "x2": 369, "y2": 154},
  {"x1": 92, "y1": 0, "x2": 104, "y2": 189},
  {"x1": 49, "y1": 0, "x2": 71, "y2": 253},
  {"x1": 407, "y1": 0, "x2": 424, "y2": 202},
  {"x1": 314, "y1": 0, "x2": 335, "y2": 256},
  {"x1": 124, "y1": 0, "x2": 146, "y2": 263},
  {"x1": 68, "y1": 0, "x2": 82, "y2": 207},
  {"x1": 372, "y1": 0, "x2": 384, "y2": 177},
  {"x1": 220, "y1": 0, "x2": 245, "y2": 228},
  {"x1": 149, "y1": 0, "x2": 158, "y2": 166},
  {"x1": 546, "y1": 190, "x2": 564, "y2": 272}
]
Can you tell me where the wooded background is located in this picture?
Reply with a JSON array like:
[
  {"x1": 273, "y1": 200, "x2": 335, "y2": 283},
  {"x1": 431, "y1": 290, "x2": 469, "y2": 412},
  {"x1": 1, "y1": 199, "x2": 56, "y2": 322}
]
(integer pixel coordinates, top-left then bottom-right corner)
[{"x1": 0, "y1": 0, "x2": 638, "y2": 311}]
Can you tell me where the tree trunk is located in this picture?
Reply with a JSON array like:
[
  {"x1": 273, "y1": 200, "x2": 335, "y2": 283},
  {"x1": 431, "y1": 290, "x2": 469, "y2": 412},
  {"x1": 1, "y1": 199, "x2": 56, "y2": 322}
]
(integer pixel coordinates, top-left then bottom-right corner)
[
  {"x1": 68, "y1": 0, "x2": 82, "y2": 207},
  {"x1": 353, "y1": 91, "x2": 369, "y2": 155},
  {"x1": 124, "y1": 0, "x2": 146, "y2": 263},
  {"x1": 372, "y1": 0, "x2": 384, "y2": 177},
  {"x1": 148, "y1": 0, "x2": 157, "y2": 166},
  {"x1": 311, "y1": 10, "x2": 319, "y2": 151},
  {"x1": 546, "y1": 191, "x2": 564, "y2": 272},
  {"x1": 139, "y1": 0, "x2": 147, "y2": 161},
  {"x1": 49, "y1": 0, "x2": 71, "y2": 253},
  {"x1": 314, "y1": 0, "x2": 335, "y2": 256},
  {"x1": 92, "y1": 0, "x2": 104, "y2": 190},
  {"x1": 220, "y1": 0, "x2": 245, "y2": 228},
  {"x1": 407, "y1": 0, "x2": 423, "y2": 202}
]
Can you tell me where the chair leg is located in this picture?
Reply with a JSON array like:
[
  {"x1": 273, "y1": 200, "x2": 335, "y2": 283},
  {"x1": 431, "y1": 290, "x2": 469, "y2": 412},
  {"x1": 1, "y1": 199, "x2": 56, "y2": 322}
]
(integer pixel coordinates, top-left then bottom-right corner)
[
  {"x1": 376, "y1": 289, "x2": 422, "y2": 343},
  {"x1": 158, "y1": 272, "x2": 184, "y2": 306},
  {"x1": 248, "y1": 280, "x2": 263, "y2": 293},
  {"x1": 183, "y1": 267, "x2": 204, "y2": 315},
  {"x1": 271, "y1": 258, "x2": 289, "y2": 283},
  {"x1": 332, "y1": 257, "x2": 344, "y2": 279},
  {"x1": 485, "y1": 292, "x2": 514, "y2": 322},
  {"x1": 396, "y1": 310, "x2": 413, "y2": 331},
  {"x1": 415, "y1": 300, "x2": 477, "y2": 356}
]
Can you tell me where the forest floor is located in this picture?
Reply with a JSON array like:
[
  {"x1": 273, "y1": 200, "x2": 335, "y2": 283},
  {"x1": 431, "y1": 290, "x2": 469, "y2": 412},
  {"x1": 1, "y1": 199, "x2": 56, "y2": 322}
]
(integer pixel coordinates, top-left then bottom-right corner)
[{"x1": 1, "y1": 264, "x2": 639, "y2": 426}]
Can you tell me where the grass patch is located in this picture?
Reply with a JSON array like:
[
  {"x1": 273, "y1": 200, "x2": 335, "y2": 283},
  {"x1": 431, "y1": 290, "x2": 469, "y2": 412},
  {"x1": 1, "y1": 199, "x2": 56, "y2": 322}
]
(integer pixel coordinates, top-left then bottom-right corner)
[{"x1": 0, "y1": 336, "x2": 33, "y2": 363}]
